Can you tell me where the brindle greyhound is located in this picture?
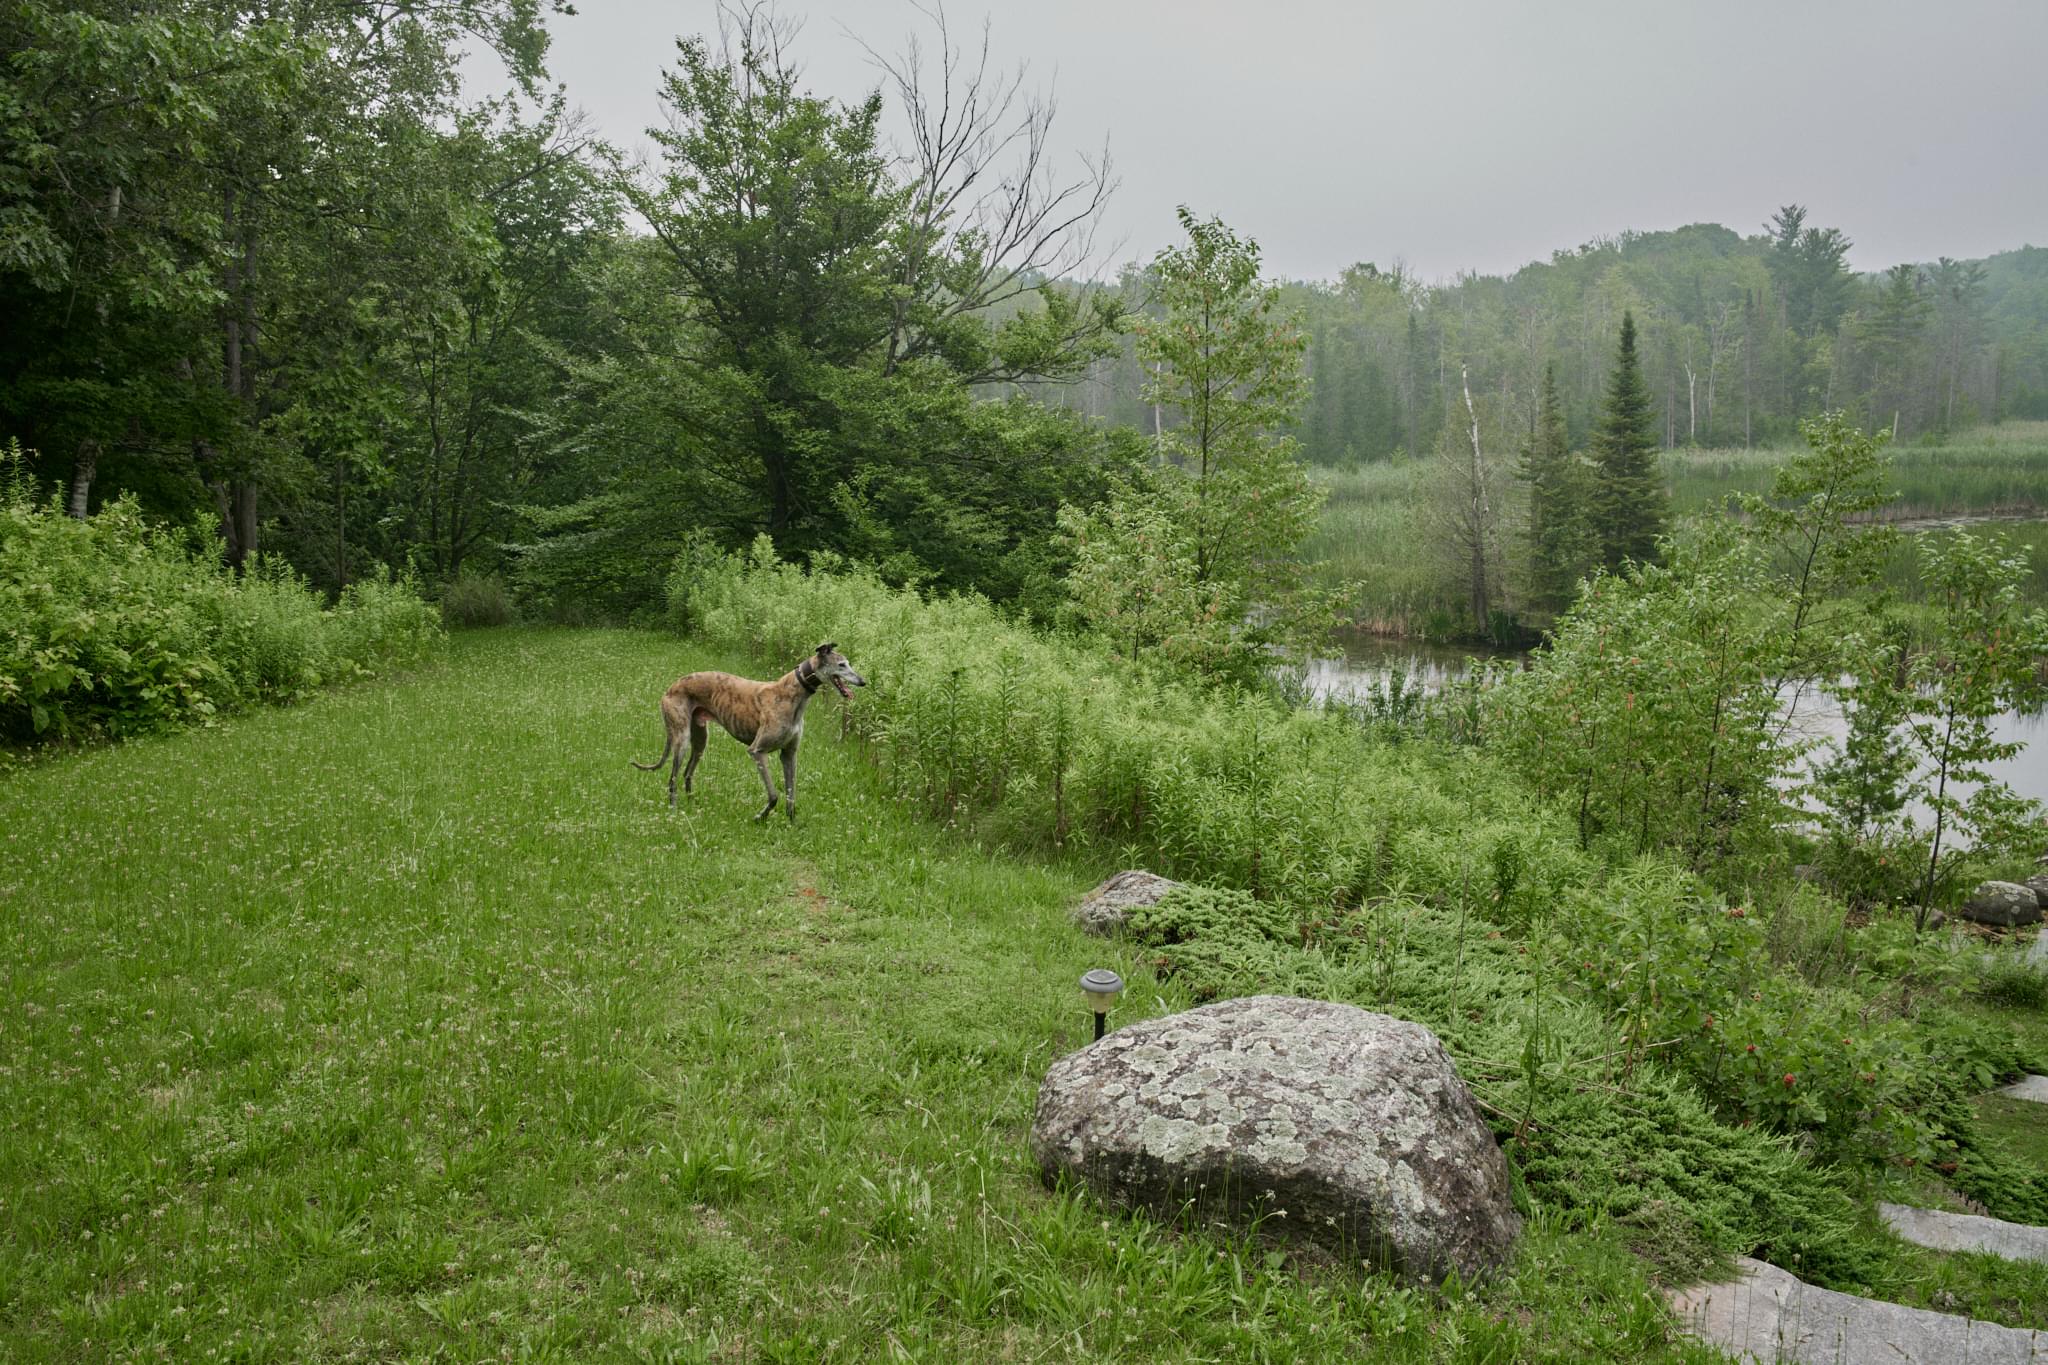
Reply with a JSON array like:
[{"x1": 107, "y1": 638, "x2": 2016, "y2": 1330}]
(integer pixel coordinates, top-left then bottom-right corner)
[{"x1": 633, "y1": 643, "x2": 866, "y2": 821}]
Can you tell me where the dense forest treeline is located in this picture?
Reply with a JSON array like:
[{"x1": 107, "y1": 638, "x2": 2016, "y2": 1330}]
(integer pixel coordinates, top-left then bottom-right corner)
[
  {"x1": 1058, "y1": 224, "x2": 2048, "y2": 466},
  {"x1": 7, "y1": 1, "x2": 2048, "y2": 621}
]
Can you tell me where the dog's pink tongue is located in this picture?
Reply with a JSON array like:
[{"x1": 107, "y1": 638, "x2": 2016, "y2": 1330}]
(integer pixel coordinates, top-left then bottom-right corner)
[{"x1": 833, "y1": 677, "x2": 852, "y2": 699}]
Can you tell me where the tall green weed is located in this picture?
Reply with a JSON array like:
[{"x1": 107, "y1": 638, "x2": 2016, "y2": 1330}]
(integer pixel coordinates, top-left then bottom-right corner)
[
  {"x1": 685, "y1": 538, "x2": 1585, "y2": 908},
  {"x1": 0, "y1": 459, "x2": 441, "y2": 743}
]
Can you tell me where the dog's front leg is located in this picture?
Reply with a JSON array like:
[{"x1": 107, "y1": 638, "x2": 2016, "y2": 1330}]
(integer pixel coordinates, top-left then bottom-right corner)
[
  {"x1": 749, "y1": 747, "x2": 780, "y2": 821},
  {"x1": 780, "y1": 741, "x2": 799, "y2": 822}
]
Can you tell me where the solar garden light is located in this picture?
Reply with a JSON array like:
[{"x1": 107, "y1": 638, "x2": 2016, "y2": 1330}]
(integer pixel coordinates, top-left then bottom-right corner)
[{"x1": 1080, "y1": 968, "x2": 1125, "y2": 1041}]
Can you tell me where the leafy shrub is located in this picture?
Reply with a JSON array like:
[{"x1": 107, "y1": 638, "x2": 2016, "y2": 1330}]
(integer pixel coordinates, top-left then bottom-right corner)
[
  {"x1": 1486, "y1": 528, "x2": 1798, "y2": 876},
  {"x1": 328, "y1": 569, "x2": 442, "y2": 677},
  {"x1": 505, "y1": 490, "x2": 674, "y2": 624},
  {"x1": 194, "y1": 559, "x2": 334, "y2": 701},
  {"x1": 1981, "y1": 956, "x2": 2048, "y2": 1010},
  {"x1": 440, "y1": 573, "x2": 516, "y2": 629},
  {"x1": 0, "y1": 461, "x2": 441, "y2": 743},
  {"x1": 663, "y1": 533, "x2": 740, "y2": 636}
]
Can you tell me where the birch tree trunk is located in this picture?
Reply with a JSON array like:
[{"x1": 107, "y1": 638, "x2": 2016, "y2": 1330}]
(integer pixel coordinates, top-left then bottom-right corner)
[
  {"x1": 67, "y1": 441, "x2": 98, "y2": 519},
  {"x1": 1461, "y1": 363, "x2": 1490, "y2": 628}
]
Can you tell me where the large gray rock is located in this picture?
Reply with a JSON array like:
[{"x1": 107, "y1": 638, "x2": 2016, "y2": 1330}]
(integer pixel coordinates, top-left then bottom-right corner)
[
  {"x1": 1029, "y1": 995, "x2": 1519, "y2": 1284},
  {"x1": 2025, "y1": 872, "x2": 2048, "y2": 907},
  {"x1": 1072, "y1": 870, "x2": 1179, "y2": 936},
  {"x1": 1957, "y1": 880, "x2": 2043, "y2": 928},
  {"x1": 2030, "y1": 929, "x2": 2048, "y2": 969},
  {"x1": 1880, "y1": 1202, "x2": 2048, "y2": 1264},
  {"x1": 1670, "y1": 1256, "x2": 2047, "y2": 1363}
]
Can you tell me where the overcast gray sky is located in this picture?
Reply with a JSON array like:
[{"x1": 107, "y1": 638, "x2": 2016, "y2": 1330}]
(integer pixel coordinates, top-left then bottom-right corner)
[{"x1": 507, "y1": 0, "x2": 2048, "y2": 283}]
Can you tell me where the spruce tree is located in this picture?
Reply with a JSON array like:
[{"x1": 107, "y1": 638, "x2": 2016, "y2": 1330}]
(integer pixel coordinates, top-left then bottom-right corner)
[
  {"x1": 1590, "y1": 311, "x2": 1668, "y2": 567},
  {"x1": 1515, "y1": 363, "x2": 1586, "y2": 614}
]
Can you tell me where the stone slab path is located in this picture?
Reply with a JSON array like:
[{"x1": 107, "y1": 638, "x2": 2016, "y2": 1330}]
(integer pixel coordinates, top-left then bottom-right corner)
[
  {"x1": 1669, "y1": 1257, "x2": 2048, "y2": 1363},
  {"x1": 1880, "y1": 1202, "x2": 2048, "y2": 1264},
  {"x1": 2001, "y1": 1075, "x2": 2048, "y2": 1103}
]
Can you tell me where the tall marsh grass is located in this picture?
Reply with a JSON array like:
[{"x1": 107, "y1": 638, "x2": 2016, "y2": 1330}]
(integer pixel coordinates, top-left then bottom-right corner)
[
  {"x1": 1667, "y1": 420, "x2": 2048, "y2": 520},
  {"x1": 1304, "y1": 422, "x2": 2048, "y2": 634}
]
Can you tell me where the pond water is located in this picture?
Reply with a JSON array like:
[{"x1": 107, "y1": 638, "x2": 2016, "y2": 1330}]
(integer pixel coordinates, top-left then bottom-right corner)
[
  {"x1": 1302, "y1": 630, "x2": 2048, "y2": 831},
  {"x1": 1297, "y1": 630, "x2": 1522, "y2": 703}
]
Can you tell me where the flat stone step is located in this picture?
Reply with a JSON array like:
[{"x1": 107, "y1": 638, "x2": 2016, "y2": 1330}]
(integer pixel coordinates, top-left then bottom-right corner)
[
  {"x1": 1881, "y1": 1202, "x2": 2048, "y2": 1263},
  {"x1": 2001, "y1": 1074, "x2": 2048, "y2": 1103},
  {"x1": 1669, "y1": 1256, "x2": 2046, "y2": 1363}
]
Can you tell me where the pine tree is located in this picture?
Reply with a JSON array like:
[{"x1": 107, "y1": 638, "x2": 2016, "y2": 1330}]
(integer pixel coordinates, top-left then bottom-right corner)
[
  {"x1": 1515, "y1": 363, "x2": 1587, "y2": 613},
  {"x1": 1590, "y1": 311, "x2": 1667, "y2": 568}
]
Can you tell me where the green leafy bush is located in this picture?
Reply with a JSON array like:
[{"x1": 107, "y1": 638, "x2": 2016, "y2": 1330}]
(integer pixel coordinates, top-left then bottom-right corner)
[
  {"x1": 1981, "y1": 956, "x2": 2048, "y2": 1010},
  {"x1": 663, "y1": 533, "x2": 741, "y2": 637},
  {"x1": 0, "y1": 461, "x2": 441, "y2": 743},
  {"x1": 440, "y1": 573, "x2": 517, "y2": 628},
  {"x1": 327, "y1": 570, "x2": 442, "y2": 677}
]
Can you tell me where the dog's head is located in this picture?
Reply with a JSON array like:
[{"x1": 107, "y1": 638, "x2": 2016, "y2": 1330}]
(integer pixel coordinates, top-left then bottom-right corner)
[{"x1": 813, "y1": 642, "x2": 866, "y2": 700}]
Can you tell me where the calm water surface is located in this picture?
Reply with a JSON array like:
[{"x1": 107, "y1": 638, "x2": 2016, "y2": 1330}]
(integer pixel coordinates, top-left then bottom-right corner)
[{"x1": 1305, "y1": 630, "x2": 2048, "y2": 827}]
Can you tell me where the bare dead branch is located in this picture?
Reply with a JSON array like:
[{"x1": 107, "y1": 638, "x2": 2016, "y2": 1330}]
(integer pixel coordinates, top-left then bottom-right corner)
[{"x1": 850, "y1": 1, "x2": 1118, "y2": 378}]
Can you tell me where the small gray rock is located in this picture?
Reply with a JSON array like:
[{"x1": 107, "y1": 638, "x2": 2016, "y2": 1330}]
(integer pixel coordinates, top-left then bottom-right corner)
[
  {"x1": 1957, "y1": 880, "x2": 2043, "y2": 928},
  {"x1": 2025, "y1": 872, "x2": 2048, "y2": 907},
  {"x1": 1072, "y1": 870, "x2": 1179, "y2": 936},
  {"x1": 1880, "y1": 1202, "x2": 2048, "y2": 1264},
  {"x1": 1670, "y1": 1256, "x2": 2048, "y2": 1363},
  {"x1": 1030, "y1": 995, "x2": 1520, "y2": 1284},
  {"x1": 2029, "y1": 929, "x2": 2048, "y2": 968}
]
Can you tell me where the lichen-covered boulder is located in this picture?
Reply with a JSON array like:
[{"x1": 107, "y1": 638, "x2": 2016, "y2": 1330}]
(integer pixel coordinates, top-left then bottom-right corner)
[
  {"x1": 1958, "y1": 880, "x2": 2043, "y2": 928},
  {"x1": 2025, "y1": 873, "x2": 2048, "y2": 908},
  {"x1": 1030, "y1": 995, "x2": 1520, "y2": 1284},
  {"x1": 1072, "y1": 870, "x2": 1179, "y2": 936}
]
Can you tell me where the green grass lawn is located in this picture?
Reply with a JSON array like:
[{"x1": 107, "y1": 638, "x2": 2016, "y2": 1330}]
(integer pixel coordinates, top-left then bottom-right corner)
[{"x1": 1, "y1": 628, "x2": 1729, "y2": 1362}]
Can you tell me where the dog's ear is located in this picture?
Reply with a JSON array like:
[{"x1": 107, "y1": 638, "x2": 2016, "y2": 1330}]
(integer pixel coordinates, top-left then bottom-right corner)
[{"x1": 815, "y1": 641, "x2": 837, "y2": 658}]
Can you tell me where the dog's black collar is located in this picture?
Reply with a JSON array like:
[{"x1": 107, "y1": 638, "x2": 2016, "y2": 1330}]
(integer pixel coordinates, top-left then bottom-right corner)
[{"x1": 796, "y1": 659, "x2": 823, "y2": 693}]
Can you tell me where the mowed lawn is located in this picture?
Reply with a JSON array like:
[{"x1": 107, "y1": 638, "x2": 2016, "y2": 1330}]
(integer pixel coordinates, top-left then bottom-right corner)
[{"x1": 0, "y1": 629, "x2": 1709, "y2": 1363}]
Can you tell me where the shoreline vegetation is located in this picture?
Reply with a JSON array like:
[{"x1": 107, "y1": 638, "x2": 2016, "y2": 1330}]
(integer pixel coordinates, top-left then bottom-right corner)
[{"x1": 1304, "y1": 421, "x2": 2048, "y2": 644}]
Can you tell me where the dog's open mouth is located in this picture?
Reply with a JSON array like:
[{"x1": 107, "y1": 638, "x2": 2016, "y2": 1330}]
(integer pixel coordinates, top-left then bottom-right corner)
[{"x1": 832, "y1": 677, "x2": 852, "y2": 699}]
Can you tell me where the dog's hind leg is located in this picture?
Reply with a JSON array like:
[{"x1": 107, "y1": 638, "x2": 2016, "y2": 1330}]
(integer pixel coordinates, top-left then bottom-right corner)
[
  {"x1": 780, "y1": 739, "x2": 799, "y2": 822},
  {"x1": 749, "y1": 746, "x2": 779, "y2": 821},
  {"x1": 681, "y1": 711, "x2": 708, "y2": 796}
]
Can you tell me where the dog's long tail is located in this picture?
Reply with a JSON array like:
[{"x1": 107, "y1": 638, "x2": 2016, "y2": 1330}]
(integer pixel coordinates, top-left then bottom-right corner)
[{"x1": 630, "y1": 725, "x2": 674, "y2": 772}]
